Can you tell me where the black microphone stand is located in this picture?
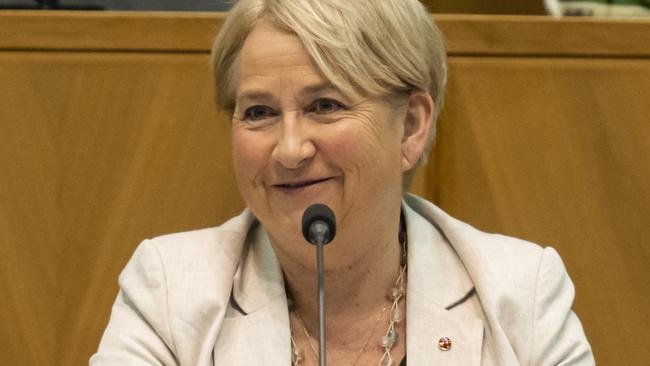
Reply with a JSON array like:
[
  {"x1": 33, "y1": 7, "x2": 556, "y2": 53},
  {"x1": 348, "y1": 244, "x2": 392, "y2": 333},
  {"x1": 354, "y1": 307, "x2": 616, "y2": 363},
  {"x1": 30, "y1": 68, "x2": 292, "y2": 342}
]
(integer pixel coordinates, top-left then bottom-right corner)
[
  {"x1": 316, "y1": 235, "x2": 327, "y2": 366},
  {"x1": 302, "y1": 204, "x2": 336, "y2": 366}
]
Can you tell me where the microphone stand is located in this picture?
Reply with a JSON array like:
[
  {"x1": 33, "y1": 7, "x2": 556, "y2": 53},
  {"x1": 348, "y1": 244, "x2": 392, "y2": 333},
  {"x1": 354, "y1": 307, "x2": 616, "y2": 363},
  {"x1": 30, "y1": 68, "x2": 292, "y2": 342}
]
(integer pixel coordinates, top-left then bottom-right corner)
[
  {"x1": 316, "y1": 238, "x2": 326, "y2": 366},
  {"x1": 302, "y1": 204, "x2": 335, "y2": 366}
]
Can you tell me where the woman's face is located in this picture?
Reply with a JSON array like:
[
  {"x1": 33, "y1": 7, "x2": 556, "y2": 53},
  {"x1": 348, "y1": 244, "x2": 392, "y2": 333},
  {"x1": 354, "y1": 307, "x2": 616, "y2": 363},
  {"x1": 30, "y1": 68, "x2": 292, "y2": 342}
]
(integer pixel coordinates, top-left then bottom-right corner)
[{"x1": 231, "y1": 20, "x2": 407, "y2": 256}]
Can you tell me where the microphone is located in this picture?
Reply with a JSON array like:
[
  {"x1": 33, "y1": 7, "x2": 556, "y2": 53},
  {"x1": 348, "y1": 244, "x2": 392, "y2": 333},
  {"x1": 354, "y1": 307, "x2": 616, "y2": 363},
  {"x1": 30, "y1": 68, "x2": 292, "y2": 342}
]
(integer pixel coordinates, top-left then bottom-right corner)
[
  {"x1": 301, "y1": 204, "x2": 336, "y2": 366},
  {"x1": 302, "y1": 204, "x2": 336, "y2": 245}
]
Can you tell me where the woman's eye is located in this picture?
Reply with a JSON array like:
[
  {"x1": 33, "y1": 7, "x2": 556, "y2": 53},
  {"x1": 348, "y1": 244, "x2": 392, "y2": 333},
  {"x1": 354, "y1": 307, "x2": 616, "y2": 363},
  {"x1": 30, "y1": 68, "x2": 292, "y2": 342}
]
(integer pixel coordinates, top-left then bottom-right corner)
[
  {"x1": 310, "y1": 98, "x2": 345, "y2": 114},
  {"x1": 243, "y1": 105, "x2": 275, "y2": 121}
]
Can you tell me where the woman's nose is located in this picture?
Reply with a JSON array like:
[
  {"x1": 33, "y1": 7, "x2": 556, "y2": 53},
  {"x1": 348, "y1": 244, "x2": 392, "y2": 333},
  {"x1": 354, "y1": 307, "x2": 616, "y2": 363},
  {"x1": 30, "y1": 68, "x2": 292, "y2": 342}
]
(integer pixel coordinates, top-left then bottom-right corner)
[{"x1": 271, "y1": 119, "x2": 316, "y2": 169}]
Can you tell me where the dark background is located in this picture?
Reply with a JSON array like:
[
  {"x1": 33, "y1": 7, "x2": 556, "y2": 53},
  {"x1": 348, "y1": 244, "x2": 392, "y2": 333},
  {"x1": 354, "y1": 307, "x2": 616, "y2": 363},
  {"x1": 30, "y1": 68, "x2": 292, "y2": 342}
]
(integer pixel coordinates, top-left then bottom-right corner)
[{"x1": 0, "y1": 0, "x2": 547, "y2": 14}]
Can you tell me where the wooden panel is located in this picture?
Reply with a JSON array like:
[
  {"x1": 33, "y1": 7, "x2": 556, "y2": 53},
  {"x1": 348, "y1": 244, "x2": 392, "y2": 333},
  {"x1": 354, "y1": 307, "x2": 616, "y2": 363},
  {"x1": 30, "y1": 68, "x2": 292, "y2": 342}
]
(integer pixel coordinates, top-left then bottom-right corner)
[
  {"x1": 435, "y1": 15, "x2": 650, "y2": 57},
  {"x1": 51, "y1": 52, "x2": 243, "y2": 365},
  {"x1": 428, "y1": 57, "x2": 650, "y2": 365},
  {"x1": 0, "y1": 11, "x2": 222, "y2": 52},
  {"x1": 0, "y1": 54, "x2": 59, "y2": 366},
  {"x1": 0, "y1": 50, "x2": 243, "y2": 366},
  {"x1": 2, "y1": 11, "x2": 650, "y2": 57}
]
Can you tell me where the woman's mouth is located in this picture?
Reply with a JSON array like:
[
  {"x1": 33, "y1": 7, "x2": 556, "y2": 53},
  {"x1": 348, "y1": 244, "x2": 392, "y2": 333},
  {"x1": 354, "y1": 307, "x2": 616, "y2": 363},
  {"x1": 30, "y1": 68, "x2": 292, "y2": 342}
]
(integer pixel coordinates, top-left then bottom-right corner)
[{"x1": 274, "y1": 177, "x2": 332, "y2": 191}]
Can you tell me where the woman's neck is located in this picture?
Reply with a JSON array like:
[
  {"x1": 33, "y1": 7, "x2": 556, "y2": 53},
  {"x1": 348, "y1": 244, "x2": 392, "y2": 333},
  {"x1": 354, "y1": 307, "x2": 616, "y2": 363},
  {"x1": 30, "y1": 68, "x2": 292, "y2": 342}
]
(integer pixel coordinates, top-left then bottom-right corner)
[{"x1": 274, "y1": 220, "x2": 403, "y2": 350}]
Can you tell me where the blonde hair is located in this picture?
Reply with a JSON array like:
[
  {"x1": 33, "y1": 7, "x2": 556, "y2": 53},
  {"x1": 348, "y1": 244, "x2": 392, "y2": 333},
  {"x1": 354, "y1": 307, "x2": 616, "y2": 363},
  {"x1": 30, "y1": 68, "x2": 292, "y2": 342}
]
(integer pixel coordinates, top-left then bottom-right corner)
[{"x1": 211, "y1": 0, "x2": 447, "y2": 163}]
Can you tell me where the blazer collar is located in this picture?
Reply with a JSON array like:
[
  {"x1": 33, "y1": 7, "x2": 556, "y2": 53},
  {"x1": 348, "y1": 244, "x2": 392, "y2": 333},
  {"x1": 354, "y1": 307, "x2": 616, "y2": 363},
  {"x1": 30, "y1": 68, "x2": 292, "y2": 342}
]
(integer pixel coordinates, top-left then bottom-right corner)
[
  {"x1": 223, "y1": 199, "x2": 484, "y2": 365},
  {"x1": 213, "y1": 294, "x2": 291, "y2": 365},
  {"x1": 403, "y1": 200, "x2": 474, "y2": 309},
  {"x1": 230, "y1": 201, "x2": 477, "y2": 315},
  {"x1": 216, "y1": 220, "x2": 292, "y2": 365},
  {"x1": 404, "y1": 198, "x2": 484, "y2": 365},
  {"x1": 231, "y1": 220, "x2": 286, "y2": 315}
]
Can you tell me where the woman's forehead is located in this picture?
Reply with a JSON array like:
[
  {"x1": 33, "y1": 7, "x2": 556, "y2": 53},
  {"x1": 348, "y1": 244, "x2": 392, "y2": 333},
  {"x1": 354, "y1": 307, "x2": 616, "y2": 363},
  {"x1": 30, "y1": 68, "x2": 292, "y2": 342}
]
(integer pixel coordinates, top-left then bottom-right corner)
[
  {"x1": 240, "y1": 20, "x2": 309, "y2": 67},
  {"x1": 237, "y1": 21, "x2": 332, "y2": 97}
]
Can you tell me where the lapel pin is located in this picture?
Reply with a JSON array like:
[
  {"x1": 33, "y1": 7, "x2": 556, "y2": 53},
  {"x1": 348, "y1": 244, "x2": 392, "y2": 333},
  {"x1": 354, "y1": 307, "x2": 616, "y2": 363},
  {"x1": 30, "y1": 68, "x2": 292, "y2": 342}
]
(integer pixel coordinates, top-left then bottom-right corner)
[{"x1": 438, "y1": 336, "x2": 452, "y2": 351}]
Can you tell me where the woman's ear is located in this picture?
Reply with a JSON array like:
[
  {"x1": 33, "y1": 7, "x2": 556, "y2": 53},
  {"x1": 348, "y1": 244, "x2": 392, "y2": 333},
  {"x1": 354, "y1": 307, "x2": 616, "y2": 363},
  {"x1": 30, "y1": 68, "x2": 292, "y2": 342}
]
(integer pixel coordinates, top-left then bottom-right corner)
[{"x1": 401, "y1": 92, "x2": 434, "y2": 172}]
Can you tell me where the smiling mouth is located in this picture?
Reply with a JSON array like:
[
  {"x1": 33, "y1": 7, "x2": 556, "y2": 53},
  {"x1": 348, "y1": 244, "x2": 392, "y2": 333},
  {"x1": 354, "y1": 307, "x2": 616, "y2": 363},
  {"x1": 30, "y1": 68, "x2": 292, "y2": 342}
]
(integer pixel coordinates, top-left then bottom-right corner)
[{"x1": 274, "y1": 177, "x2": 331, "y2": 189}]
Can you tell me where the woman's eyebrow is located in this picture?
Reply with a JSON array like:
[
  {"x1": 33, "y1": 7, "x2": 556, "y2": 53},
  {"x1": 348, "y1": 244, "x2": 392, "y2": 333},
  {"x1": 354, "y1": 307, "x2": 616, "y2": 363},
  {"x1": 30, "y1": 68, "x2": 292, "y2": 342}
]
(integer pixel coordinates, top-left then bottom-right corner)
[
  {"x1": 236, "y1": 89, "x2": 274, "y2": 104},
  {"x1": 237, "y1": 82, "x2": 341, "y2": 105},
  {"x1": 301, "y1": 81, "x2": 338, "y2": 96}
]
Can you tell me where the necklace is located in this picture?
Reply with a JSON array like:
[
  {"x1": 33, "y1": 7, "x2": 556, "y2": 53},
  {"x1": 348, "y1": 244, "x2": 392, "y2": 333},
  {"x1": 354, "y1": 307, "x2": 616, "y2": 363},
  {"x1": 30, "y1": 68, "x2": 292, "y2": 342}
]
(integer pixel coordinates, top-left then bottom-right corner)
[
  {"x1": 379, "y1": 239, "x2": 407, "y2": 366},
  {"x1": 293, "y1": 304, "x2": 387, "y2": 365},
  {"x1": 290, "y1": 220, "x2": 408, "y2": 366}
]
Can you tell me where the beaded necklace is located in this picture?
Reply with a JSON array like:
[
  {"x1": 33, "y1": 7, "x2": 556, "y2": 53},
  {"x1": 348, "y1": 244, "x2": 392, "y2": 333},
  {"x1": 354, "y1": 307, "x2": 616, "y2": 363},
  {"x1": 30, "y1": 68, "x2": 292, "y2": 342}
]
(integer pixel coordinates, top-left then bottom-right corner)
[{"x1": 290, "y1": 219, "x2": 408, "y2": 366}]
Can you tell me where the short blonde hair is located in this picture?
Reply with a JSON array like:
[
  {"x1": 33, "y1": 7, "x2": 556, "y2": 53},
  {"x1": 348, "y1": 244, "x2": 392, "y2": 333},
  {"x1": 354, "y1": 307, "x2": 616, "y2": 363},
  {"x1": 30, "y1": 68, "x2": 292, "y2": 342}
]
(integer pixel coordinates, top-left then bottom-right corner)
[{"x1": 211, "y1": 0, "x2": 447, "y2": 162}]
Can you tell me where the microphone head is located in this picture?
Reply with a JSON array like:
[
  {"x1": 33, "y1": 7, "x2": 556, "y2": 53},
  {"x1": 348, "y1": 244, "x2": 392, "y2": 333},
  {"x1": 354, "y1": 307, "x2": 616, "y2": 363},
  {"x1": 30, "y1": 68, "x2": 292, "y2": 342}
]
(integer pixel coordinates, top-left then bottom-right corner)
[{"x1": 302, "y1": 204, "x2": 336, "y2": 245}]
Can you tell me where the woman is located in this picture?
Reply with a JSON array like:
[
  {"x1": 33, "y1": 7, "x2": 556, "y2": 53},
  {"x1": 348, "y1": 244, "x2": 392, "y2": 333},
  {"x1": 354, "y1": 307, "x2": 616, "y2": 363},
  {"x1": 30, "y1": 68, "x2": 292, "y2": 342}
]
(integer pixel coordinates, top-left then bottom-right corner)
[{"x1": 91, "y1": 0, "x2": 594, "y2": 365}]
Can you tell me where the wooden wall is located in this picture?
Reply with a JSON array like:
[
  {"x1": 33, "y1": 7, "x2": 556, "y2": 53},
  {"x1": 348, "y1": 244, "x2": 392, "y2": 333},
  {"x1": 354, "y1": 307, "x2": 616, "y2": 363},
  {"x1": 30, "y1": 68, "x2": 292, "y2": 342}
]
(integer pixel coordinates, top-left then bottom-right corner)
[
  {"x1": 414, "y1": 17, "x2": 650, "y2": 366},
  {"x1": 1, "y1": 11, "x2": 648, "y2": 366}
]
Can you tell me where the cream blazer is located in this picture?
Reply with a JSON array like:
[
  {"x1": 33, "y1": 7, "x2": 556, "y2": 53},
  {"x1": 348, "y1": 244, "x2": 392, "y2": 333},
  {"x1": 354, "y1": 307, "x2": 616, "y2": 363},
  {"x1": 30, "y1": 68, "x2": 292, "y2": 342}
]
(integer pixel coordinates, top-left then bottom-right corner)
[{"x1": 90, "y1": 194, "x2": 594, "y2": 365}]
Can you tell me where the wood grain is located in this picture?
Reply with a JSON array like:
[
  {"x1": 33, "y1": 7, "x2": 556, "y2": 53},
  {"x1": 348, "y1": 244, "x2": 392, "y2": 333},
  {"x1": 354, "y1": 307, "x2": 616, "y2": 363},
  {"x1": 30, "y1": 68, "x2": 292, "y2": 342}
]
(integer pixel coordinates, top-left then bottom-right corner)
[
  {"x1": 0, "y1": 54, "x2": 59, "y2": 364},
  {"x1": 0, "y1": 11, "x2": 221, "y2": 52},
  {"x1": 0, "y1": 50, "x2": 243, "y2": 365},
  {"x1": 2, "y1": 11, "x2": 650, "y2": 57},
  {"x1": 432, "y1": 57, "x2": 650, "y2": 365}
]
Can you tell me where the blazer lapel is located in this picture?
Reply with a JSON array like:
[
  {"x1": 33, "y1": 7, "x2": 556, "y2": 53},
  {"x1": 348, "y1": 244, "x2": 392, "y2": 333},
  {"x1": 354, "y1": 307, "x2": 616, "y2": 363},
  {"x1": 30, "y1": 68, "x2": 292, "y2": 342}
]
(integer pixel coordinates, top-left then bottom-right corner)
[
  {"x1": 215, "y1": 202, "x2": 488, "y2": 365},
  {"x1": 407, "y1": 301, "x2": 484, "y2": 365},
  {"x1": 405, "y1": 194, "x2": 525, "y2": 365},
  {"x1": 404, "y1": 202, "x2": 484, "y2": 365},
  {"x1": 213, "y1": 222, "x2": 292, "y2": 365},
  {"x1": 213, "y1": 296, "x2": 291, "y2": 365}
]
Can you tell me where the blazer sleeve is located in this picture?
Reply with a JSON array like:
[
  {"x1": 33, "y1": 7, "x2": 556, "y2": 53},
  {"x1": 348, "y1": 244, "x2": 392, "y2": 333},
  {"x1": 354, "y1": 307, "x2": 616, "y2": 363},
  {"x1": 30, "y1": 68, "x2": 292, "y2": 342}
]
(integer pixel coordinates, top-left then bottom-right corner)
[
  {"x1": 90, "y1": 240, "x2": 178, "y2": 366},
  {"x1": 530, "y1": 247, "x2": 595, "y2": 365}
]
